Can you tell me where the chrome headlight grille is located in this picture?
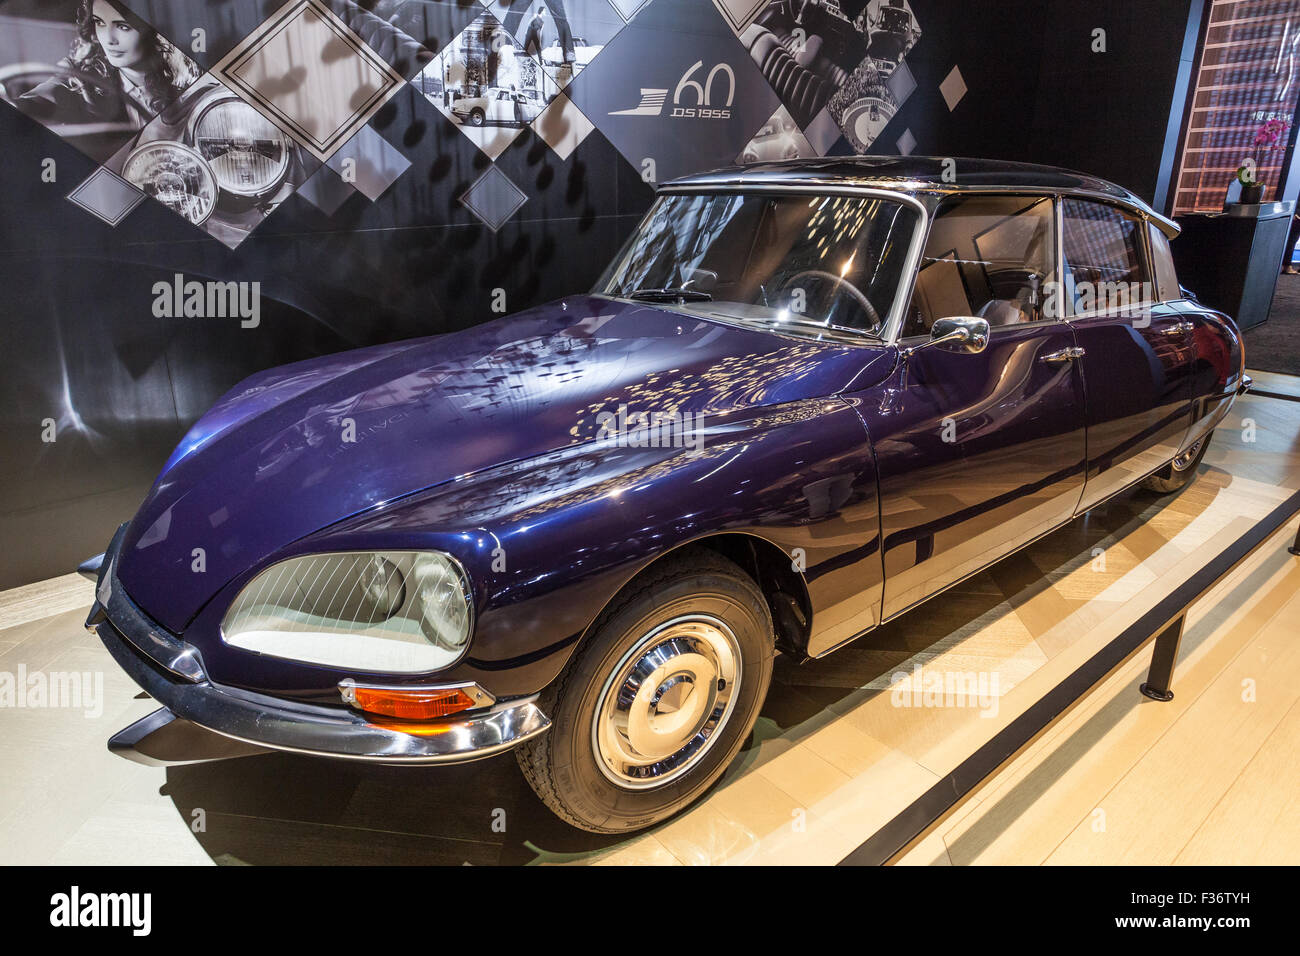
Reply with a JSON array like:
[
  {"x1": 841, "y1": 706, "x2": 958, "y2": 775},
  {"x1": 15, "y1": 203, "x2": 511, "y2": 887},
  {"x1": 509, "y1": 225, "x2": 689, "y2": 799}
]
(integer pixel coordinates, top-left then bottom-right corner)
[{"x1": 220, "y1": 551, "x2": 473, "y2": 674}]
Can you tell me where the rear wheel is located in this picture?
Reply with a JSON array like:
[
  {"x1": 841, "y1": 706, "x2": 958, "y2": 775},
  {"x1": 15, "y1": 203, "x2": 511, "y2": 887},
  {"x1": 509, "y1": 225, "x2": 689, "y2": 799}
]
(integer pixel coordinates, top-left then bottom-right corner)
[
  {"x1": 517, "y1": 548, "x2": 775, "y2": 834},
  {"x1": 1143, "y1": 431, "x2": 1212, "y2": 493}
]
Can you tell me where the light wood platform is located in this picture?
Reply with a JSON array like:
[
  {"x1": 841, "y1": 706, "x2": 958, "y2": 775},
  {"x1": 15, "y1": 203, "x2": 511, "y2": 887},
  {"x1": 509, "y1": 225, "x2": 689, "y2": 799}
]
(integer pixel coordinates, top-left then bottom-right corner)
[{"x1": 1, "y1": 378, "x2": 1297, "y2": 866}]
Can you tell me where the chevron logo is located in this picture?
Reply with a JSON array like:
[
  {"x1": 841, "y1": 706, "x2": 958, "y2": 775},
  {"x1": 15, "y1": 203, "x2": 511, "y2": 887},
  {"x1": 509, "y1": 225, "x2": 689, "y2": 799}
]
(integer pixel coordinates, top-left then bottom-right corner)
[{"x1": 610, "y1": 89, "x2": 670, "y2": 116}]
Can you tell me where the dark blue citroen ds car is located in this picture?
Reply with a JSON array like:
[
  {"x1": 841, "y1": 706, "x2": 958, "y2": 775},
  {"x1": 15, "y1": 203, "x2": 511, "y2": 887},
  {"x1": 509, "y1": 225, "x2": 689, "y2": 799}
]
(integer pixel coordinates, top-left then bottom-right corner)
[{"x1": 86, "y1": 158, "x2": 1246, "y2": 833}]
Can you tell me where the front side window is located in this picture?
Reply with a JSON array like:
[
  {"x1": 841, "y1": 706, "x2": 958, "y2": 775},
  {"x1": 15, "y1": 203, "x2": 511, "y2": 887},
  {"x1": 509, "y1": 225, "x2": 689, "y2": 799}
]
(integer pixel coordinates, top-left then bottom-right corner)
[
  {"x1": 900, "y1": 195, "x2": 1057, "y2": 338},
  {"x1": 1061, "y1": 199, "x2": 1155, "y2": 315},
  {"x1": 597, "y1": 192, "x2": 921, "y2": 338}
]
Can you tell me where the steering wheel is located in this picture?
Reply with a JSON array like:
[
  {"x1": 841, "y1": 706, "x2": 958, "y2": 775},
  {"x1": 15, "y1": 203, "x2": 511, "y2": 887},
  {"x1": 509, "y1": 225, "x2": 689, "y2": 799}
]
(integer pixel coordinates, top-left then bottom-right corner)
[{"x1": 779, "y1": 270, "x2": 881, "y2": 330}]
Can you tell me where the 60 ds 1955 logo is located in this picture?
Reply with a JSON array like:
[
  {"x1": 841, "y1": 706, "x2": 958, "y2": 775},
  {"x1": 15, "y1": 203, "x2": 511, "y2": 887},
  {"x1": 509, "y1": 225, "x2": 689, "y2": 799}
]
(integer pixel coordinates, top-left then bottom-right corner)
[{"x1": 610, "y1": 60, "x2": 736, "y2": 120}]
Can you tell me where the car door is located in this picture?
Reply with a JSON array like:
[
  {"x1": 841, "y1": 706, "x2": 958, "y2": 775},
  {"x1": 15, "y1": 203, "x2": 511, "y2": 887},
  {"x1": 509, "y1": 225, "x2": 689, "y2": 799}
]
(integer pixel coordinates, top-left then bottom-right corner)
[
  {"x1": 861, "y1": 194, "x2": 1089, "y2": 620},
  {"x1": 1061, "y1": 200, "x2": 1196, "y2": 511}
]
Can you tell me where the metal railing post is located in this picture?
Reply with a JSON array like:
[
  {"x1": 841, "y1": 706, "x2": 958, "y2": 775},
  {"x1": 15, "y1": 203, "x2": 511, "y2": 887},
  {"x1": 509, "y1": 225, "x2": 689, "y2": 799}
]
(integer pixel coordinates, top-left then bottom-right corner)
[{"x1": 1140, "y1": 616, "x2": 1186, "y2": 702}]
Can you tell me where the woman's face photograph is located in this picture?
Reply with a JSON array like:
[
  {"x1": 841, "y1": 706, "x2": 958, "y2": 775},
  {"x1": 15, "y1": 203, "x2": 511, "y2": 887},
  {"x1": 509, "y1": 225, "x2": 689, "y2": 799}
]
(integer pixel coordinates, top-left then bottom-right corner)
[{"x1": 90, "y1": 0, "x2": 145, "y2": 71}]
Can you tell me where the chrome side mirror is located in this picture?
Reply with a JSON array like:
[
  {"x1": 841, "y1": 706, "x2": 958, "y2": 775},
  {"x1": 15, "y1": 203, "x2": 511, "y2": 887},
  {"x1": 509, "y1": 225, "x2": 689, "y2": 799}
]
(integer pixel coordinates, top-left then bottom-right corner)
[{"x1": 902, "y1": 317, "x2": 990, "y2": 358}]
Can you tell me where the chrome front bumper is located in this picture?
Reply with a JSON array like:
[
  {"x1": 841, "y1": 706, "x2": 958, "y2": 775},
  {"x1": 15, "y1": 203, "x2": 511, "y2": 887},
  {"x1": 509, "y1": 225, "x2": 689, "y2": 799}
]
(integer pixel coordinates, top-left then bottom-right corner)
[{"x1": 87, "y1": 528, "x2": 550, "y2": 766}]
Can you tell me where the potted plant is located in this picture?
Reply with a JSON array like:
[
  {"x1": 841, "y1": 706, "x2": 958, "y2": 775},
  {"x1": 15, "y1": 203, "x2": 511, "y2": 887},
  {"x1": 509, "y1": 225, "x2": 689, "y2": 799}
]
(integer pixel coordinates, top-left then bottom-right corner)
[{"x1": 1237, "y1": 117, "x2": 1291, "y2": 204}]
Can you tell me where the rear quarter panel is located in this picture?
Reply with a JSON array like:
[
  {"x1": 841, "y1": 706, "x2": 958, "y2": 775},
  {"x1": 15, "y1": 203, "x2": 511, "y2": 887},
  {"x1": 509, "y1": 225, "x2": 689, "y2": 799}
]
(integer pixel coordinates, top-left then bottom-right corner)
[{"x1": 1180, "y1": 302, "x2": 1245, "y2": 442}]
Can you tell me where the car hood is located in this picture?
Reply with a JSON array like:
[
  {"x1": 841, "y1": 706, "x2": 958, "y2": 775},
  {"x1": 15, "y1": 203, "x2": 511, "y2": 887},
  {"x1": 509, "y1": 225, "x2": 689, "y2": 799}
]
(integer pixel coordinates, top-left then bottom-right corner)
[{"x1": 115, "y1": 295, "x2": 895, "y2": 632}]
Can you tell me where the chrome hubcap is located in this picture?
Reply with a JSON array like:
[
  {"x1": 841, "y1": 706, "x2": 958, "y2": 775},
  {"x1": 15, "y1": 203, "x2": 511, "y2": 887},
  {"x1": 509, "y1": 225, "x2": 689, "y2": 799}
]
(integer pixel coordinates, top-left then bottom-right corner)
[
  {"x1": 593, "y1": 615, "x2": 742, "y2": 789},
  {"x1": 1172, "y1": 437, "x2": 1204, "y2": 472}
]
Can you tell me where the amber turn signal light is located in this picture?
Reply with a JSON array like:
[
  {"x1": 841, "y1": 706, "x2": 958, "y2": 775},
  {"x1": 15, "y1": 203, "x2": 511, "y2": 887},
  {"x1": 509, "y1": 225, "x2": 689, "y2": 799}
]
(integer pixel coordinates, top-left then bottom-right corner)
[{"x1": 338, "y1": 680, "x2": 494, "y2": 720}]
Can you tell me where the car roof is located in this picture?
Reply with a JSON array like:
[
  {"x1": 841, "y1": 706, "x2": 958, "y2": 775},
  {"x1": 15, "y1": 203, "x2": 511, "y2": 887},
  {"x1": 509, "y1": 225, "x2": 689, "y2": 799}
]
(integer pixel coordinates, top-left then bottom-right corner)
[{"x1": 664, "y1": 156, "x2": 1179, "y2": 236}]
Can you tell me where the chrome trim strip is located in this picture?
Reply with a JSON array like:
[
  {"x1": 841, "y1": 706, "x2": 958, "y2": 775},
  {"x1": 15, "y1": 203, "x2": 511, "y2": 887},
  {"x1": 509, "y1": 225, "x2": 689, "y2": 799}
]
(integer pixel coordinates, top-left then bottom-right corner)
[
  {"x1": 77, "y1": 552, "x2": 105, "y2": 583},
  {"x1": 813, "y1": 395, "x2": 1231, "y2": 659},
  {"x1": 97, "y1": 616, "x2": 550, "y2": 764},
  {"x1": 90, "y1": 525, "x2": 547, "y2": 764},
  {"x1": 663, "y1": 175, "x2": 1179, "y2": 237},
  {"x1": 920, "y1": 184, "x2": 1181, "y2": 238},
  {"x1": 86, "y1": 539, "x2": 206, "y2": 684}
]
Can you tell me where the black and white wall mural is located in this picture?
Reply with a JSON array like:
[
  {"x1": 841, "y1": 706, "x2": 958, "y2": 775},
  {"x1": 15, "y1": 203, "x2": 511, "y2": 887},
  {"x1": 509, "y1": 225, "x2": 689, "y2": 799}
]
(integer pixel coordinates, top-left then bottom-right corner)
[
  {"x1": 724, "y1": 0, "x2": 923, "y2": 155},
  {"x1": 0, "y1": 0, "x2": 1201, "y2": 586}
]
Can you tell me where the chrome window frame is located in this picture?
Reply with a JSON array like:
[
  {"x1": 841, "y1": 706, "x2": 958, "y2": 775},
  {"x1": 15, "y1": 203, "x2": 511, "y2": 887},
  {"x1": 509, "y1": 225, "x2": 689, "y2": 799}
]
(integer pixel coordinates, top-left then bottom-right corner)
[
  {"x1": 1056, "y1": 194, "x2": 1165, "y2": 321},
  {"x1": 626, "y1": 179, "x2": 1180, "y2": 346},
  {"x1": 1144, "y1": 219, "x2": 1185, "y2": 305},
  {"x1": 895, "y1": 190, "x2": 1066, "y2": 342},
  {"x1": 634, "y1": 183, "x2": 931, "y2": 345}
]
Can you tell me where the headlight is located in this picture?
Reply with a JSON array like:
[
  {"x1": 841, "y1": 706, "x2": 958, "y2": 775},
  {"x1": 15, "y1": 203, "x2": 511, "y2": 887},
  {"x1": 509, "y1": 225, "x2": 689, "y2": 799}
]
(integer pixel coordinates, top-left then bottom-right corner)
[
  {"x1": 188, "y1": 93, "x2": 292, "y2": 199},
  {"x1": 221, "y1": 551, "x2": 474, "y2": 674},
  {"x1": 121, "y1": 141, "x2": 218, "y2": 224}
]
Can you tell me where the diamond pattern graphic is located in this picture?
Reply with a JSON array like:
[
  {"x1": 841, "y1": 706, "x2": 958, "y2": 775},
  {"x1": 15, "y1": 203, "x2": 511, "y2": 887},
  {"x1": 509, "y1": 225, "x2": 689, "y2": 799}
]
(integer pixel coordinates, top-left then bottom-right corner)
[
  {"x1": 213, "y1": 0, "x2": 407, "y2": 163},
  {"x1": 737, "y1": 104, "x2": 816, "y2": 164},
  {"x1": 460, "y1": 165, "x2": 528, "y2": 231},
  {"x1": 478, "y1": 0, "x2": 630, "y2": 93},
  {"x1": 940, "y1": 65, "x2": 968, "y2": 112},
  {"x1": 417, "y1": 10, "x2": 560, "y2": 161},
  {"x1": 66, "y1": 168, "x2": 145, "y2": 226},
  {"x1": 887, "y1": 60, "x2": 918, "y2": 108},
  {"x1": 607, "y1": 0, "x2": 654, "y2": 20},
  {"x1": 0, "y1": 15, "x2": 202, "y2": 166},
  {"x1": 530, "y1": 93, "x2": 596, "y2": 161},
  {"x1": 896, "y1": 127, "x2": 917, "y2": 156},
  {"x1": 298, "y1": 165, "x2": 359, "y2": 216},
  {"x1": 105, "y1": 73, "x2": 322, "y2": 249},
  {"x1": 741, "y1": 0, "x2": 923, "y2": 155},
  {"x1": 325, "y1": 126, "x2": 413, "y2": 200},
  {"x1": 566, "y1": 0, "x2": 780, "y2": 182},
  {"x1": 803, "y1": 108, "x2": 845, "y2": 156},
  {"x1": 711, "y1": 0, "x2": 768, "y2": 35}
]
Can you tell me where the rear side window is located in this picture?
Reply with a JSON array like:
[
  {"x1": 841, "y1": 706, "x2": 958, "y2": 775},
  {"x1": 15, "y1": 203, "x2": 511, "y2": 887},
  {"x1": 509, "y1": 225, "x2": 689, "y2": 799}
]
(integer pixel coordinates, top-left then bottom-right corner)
[
  {"x1": 1061, "y1": 199, "x2": 1154, "y2": 315},
  {"x1": 1148, "y1": 224, "x2": 1181, "y2": 302},
  {"x1": 900, "y1": 194, "x2": 1056, "y2": 338}
]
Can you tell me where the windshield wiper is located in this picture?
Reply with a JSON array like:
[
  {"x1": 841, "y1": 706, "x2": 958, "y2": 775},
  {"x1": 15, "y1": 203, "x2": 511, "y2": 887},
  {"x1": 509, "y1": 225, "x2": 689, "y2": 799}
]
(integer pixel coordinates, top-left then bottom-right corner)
[{"x1": 626, "y1": 287, "x2": 713, "y2": 302}]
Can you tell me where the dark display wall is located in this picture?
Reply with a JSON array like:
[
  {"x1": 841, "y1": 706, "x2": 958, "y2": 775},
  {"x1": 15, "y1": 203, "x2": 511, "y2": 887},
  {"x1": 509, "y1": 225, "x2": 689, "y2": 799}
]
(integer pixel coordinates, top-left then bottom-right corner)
[{"x1": 0, "y1": 0, "x2": 1196, "y2": 589}]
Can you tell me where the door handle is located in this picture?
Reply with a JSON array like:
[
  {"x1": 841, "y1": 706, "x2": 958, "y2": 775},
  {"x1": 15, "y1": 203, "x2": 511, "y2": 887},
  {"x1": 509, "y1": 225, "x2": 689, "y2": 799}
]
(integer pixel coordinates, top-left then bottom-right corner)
[{"x1": 1041, "y1": 347, "x2": 1085, "y2": 365}]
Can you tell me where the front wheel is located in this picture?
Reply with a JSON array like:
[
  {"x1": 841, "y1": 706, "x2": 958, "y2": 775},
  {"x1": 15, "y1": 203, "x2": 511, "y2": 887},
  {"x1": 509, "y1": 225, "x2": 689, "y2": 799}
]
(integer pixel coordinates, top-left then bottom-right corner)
[
  {"x1": 1143, "y1": 431, "x2": 1212, "y2": 493},
  {"x1": 517, "y1": 548, "x2": 775, "y2": 834}
]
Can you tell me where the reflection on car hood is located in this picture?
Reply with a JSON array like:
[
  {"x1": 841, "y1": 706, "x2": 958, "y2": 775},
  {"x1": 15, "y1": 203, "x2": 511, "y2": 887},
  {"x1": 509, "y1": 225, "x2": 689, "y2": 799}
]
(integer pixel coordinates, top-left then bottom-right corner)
[{"x1": 115, "y1": 295, "x2": 894, "y2": 632}]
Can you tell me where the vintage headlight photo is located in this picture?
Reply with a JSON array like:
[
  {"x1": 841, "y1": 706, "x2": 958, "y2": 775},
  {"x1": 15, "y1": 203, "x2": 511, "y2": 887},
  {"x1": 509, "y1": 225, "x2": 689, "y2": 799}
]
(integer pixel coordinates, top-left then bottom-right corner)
[
  {"x1": 220, "y1": 550, "x2": 473, "y2": 673},
  {"x1": 120, "y1": 140, "x2": 218, "y2": 225},
  {"x1": 189, "y1": 95, "x2": 293, "y2": 199}
]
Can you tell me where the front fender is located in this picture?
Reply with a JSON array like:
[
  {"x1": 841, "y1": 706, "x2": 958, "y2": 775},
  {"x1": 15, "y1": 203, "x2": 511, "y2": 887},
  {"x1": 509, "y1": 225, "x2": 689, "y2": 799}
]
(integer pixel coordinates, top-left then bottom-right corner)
[{"x1": 266, "y1": 396, "x2": 885, "y2": 698}]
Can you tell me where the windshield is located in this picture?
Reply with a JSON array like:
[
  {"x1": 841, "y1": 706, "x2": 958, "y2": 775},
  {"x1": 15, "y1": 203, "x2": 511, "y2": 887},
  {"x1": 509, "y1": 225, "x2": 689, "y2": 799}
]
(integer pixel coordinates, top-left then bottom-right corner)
[{"x1": 596, "y1": 191, "x2": 921, "y2": 337}]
